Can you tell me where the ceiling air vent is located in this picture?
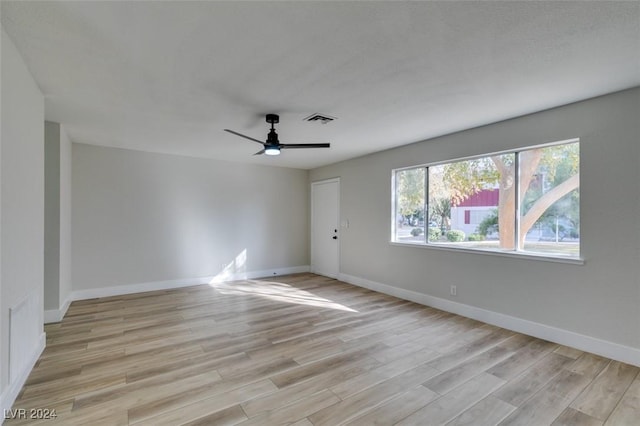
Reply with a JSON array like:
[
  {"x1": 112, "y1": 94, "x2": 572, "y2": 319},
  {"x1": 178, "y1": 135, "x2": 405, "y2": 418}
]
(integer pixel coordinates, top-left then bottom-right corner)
[{"x1": 304, "y1": 113, "x2": 337, "y2": 124}]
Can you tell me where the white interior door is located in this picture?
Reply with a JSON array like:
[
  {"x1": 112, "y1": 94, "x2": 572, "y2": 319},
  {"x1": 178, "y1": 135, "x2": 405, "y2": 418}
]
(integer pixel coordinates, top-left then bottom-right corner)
[{"x1": 311, "y1": 178, "x2": 339, "y2": 278}]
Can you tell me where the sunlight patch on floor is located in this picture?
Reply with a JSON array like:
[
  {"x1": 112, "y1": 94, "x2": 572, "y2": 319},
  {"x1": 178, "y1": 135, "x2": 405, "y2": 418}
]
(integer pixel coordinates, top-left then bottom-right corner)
[{"x1": 209, "y1": 279, "x2": 358, "y2": 312}]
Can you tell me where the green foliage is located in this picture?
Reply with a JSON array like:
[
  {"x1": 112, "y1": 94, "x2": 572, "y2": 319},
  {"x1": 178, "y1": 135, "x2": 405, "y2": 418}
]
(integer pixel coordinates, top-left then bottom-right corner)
[
  {"x1": 521, "y1": 143, "x2": 580, "y2": 236},
  {"x1": 429, "y1": 197, "x2": 451, "y2": 232},
  {"x1": 410, "y1": 228, "x2": 423, "y2": 237},
  {"x1": 538, "y1": 143, "x2": 579, "y2": 184},
  {"x1": 476, "y1": 210, "x2": 499, "y2": 236},
  {"x1": 396, "y1": 168, "x2": 425, "y2": 226},
  {"x1": 467, "y1": 233, "x2": 484, "y2": 241},
  {"x1": 428, "y1": 227, "x2": 441, "y2": 241},
  {"x1": 439, "y1": 157, "x2": 501, "y2": 206},
  {"x1": 446, "y1": 230, "x2": 466, "y2": 242}
]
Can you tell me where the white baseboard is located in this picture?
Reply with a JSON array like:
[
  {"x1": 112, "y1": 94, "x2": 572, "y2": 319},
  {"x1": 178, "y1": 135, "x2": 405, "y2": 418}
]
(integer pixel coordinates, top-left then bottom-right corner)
[
  {"x1": 69, "y1": 266, "x2": 310, "y2": 302},
  {"x1": 43, "y1": 297, "x2": 71, "y2": 324},
  {"x1": 207, "y1": 265, "x2": 311, "y2": 285},
  {"x1": 0, "y1": 332, "x2": 46, "y2": 425},
  {"x1": 338, "y1": 272, "x2": 640, "y2": 367}
]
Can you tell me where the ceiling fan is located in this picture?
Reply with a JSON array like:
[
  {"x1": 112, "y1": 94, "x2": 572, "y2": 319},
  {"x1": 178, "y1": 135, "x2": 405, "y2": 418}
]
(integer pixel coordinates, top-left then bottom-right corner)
[{"x1": 224, "y1": 114, "x2": 330, "y2": 156}]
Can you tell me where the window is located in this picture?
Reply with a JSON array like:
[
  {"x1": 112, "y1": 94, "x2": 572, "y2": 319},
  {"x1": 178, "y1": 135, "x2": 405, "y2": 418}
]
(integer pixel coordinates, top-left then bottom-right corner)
[{"x1": 392, "y1": 140, "x2": 580, "y2": 259}]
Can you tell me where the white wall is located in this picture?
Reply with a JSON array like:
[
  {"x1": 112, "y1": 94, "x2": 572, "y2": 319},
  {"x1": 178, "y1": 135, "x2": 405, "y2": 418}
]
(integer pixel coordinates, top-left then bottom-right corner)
[
  {"x1": 310, "y1": 88, "x2": 640, "y2": 364},
  {"x1": 0, "y1": 28, "x2": 45, "y2": 415},
  {"x1": 72, "y1": 144, "x2": 309, "y2": 293}
]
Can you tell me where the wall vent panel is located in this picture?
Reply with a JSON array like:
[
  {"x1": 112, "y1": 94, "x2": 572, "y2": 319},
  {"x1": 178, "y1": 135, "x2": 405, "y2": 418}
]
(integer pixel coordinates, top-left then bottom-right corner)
[{"x1": 9, "y1": 292, "x2": 40, "y2": 383}]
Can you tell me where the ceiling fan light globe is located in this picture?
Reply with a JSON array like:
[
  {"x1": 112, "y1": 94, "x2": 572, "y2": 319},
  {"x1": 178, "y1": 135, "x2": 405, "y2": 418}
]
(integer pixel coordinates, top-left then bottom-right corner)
[{"x1": 264, "y1": 146, "x2": 280, "y2": 156}]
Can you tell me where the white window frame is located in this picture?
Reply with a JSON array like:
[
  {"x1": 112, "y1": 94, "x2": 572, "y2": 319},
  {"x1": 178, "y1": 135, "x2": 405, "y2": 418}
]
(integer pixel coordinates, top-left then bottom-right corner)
[{"x1": 391, "y1": 138, "x2": 582, "y2": 264}]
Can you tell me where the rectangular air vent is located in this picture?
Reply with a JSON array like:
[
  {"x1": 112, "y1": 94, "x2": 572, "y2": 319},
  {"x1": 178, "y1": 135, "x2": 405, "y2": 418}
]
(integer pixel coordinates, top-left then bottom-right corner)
[{"x1": 304, "y1": 113, "x2": 336, "y2": 124}]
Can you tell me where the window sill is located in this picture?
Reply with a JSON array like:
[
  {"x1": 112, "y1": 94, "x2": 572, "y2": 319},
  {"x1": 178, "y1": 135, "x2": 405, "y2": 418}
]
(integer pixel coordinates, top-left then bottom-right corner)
[{"x1": 389, "y1": 241, "x2": 585, "y2": 265}]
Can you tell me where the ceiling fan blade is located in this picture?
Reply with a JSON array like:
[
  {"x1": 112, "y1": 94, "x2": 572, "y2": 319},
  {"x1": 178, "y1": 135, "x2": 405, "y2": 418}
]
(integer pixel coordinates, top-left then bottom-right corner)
[
  {"x1": 224, "y1": 129, "x2": 265, "y2": 145},
  {"x1": 253, "y1": 149, "x2": 265, "y2": 156},
  {"x1": 280, "y1": 143, "x2": 330, "y2": 149}
]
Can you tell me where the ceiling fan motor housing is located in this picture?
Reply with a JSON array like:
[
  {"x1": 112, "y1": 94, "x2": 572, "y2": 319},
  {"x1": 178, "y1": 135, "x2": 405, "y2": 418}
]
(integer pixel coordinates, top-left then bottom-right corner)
[
  {"x1": 267, "y1": 129, "x2": 279, "y2": 144},
  {"x1": 266, "y1": 114, "x2": 280, "y2": 145}
]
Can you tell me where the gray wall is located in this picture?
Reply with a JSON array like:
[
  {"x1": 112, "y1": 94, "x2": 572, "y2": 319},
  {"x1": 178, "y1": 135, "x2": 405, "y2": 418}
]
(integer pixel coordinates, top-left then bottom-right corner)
[
  {"x1": 310, "y1": 88, "x2": 640, "y2": 351},
  {"x1": 44, "y1": 121, "x2": 72, "y2": 316},
  {"x1": 1, "y1": 28, "x2": 44, "y2": 405},
  {"x1": 72, "y1": 144, "x2": 310, "y2": 290},
  {"x1": 59, "y1": 126, "x2": 72, "y2": 308},
  {"x1": 44, "y1": 122, "x2": 61, "y2": 310}
]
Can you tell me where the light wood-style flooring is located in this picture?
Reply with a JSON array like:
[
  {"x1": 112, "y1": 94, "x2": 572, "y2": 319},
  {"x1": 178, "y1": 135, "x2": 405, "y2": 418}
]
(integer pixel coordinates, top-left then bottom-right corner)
[{"x1": 6, "y1": 273, "x2": 640, "y2": 425}]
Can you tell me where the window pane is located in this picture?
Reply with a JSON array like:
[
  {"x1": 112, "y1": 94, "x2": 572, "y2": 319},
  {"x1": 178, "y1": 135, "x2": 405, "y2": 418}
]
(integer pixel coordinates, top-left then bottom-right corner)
[
  {"x1": 394, "y1": 168, "x2": 425, "y2": 243},
  {"x1": 428, "y1": 154, "x2": 515, "y2": 250},
  {"x1": 520, "y1": 142, "x2": 579, "y2": 257},
  {"x1": 392, "y1": 140, "x2": 579, "y2": 260}
]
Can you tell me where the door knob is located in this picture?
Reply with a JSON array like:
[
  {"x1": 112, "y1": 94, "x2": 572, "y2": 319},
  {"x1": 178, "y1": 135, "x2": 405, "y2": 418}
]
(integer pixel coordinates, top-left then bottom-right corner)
[{"x1": 332, "y1": 236, "x2": 338, "y2": 240}]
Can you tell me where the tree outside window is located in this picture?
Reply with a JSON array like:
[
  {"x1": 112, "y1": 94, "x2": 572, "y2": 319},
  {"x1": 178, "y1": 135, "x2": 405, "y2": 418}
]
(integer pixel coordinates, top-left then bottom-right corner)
[{"x1": 393, "y1": 140, "x2": 579, "y2": 258}]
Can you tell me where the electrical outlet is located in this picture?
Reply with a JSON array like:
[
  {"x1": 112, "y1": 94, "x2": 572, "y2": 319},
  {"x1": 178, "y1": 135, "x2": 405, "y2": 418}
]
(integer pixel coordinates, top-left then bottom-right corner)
[{"x1": 450, "y1": 285, "x2": 457, "y2": 296}]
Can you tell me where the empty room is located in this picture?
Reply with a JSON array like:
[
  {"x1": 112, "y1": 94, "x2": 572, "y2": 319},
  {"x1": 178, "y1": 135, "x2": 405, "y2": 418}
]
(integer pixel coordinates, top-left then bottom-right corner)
[{"x1": 1, "y1": 1, "x2": 639, "y2": 425}]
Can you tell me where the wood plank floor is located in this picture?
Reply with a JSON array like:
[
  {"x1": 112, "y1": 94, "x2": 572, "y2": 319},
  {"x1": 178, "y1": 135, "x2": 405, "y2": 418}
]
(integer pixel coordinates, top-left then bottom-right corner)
[{"x1": 6, "y1": 273, "x2": 639, "y2": 425}]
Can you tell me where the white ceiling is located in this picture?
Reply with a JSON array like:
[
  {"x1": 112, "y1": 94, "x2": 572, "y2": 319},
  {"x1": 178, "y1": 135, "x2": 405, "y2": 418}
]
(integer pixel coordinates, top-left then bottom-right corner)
[{"x1": 2, "y1": 1, "x2": 639, "y2": 169}]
